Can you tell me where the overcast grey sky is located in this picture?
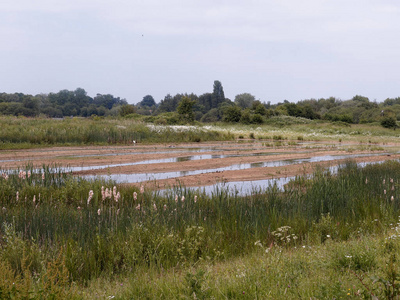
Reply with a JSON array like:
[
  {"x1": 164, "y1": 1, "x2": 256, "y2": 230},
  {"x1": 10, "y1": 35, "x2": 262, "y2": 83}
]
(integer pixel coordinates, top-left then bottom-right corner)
[{"x1": 1, "y1": 0, "x2": 400, "y2": 104}]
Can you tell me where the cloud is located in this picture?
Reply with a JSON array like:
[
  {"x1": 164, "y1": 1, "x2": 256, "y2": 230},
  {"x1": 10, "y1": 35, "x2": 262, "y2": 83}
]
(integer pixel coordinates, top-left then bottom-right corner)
[{"x1": 1, "y1": 0, "x2": 400, "y2": 102}]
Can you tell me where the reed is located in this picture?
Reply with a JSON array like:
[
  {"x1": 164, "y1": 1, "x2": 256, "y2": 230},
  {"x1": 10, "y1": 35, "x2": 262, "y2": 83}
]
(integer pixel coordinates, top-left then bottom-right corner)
[{"x1": 1, "y1": 160, "x2": 400, "y2": 296}]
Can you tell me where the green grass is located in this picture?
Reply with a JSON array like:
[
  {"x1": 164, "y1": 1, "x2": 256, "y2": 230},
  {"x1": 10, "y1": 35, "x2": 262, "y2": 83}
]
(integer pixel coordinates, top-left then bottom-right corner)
[
  {"x1": 2, "y1": 116, "x2": 400, "y2": 150},
  {"x1": 0, "y1": 116, "x2": 234, "y2": 149},
  {"x1": 2, "y1": 160, "x2": 400, "y2": 298},
  {"x1": 210, "y1": 121, "x2": 400, "y2": 144}
]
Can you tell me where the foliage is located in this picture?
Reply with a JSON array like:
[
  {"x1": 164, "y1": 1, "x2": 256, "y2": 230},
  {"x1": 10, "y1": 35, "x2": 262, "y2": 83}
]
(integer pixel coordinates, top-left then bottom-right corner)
[
  {"x1": 119, "y1": 104, "x2": 135, "y2": 117},
  {"x1": 381, "y1": 116, "x2": 397, "y2": 129},
  {"x1": 177, "y1": 96, "x2": 196, "y2": 123},
  {"x1": 0, "y1": 88, "x2": 127, "y2": 118},
  {"x1": 223, "y1": 105, "x2": 242, "y2": 122},
  {"x1": 139, "y1": 95, "x2": 156, "y2": 107},
  {"x1": 234, "y1": 93, "x2": 255, "y2": 109}
]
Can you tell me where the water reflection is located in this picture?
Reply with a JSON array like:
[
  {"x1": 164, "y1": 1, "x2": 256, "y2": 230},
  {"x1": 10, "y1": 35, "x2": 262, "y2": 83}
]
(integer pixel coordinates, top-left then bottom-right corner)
[{"x1": 83, "y1": 153, "x2": 390, "y2": 184}]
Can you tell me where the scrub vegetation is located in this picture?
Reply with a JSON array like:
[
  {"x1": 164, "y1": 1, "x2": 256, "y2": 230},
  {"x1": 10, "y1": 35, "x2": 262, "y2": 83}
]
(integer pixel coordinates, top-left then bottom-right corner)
[{"x1": 2, "y1": 161, "x2": 400, "y2": 298}]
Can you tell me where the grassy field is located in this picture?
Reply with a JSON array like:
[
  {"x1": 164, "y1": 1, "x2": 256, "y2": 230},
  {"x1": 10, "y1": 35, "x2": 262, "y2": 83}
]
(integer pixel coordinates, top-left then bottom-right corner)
[
  {"x1": 1, "y1": 160, "x2": 400, "y2": 298},
  {"x1": 0, "y1": 116, "x2": 233, "y2": 149},
  {"x1": 1, "y1": 115, "x2": 400, "y2": 150}
]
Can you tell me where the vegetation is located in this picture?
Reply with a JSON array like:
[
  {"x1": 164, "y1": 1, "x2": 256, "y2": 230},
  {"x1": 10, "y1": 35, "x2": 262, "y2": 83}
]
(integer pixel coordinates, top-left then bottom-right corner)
[
  {"x1": 2, "y1": 160, "x2": 400, "y2": 298},
  {"x1": 2, "y1": 114, "x2": 400, "y2": 150},
  {"x1": 0, "y1": 88, "x2": 130, "y2": 118},
  {"x1": 0, "y1": 116, "x2": 233, "y2": 149},
  {"x1": 3, "y1": 82, "x2": 400, "y2": 130}
]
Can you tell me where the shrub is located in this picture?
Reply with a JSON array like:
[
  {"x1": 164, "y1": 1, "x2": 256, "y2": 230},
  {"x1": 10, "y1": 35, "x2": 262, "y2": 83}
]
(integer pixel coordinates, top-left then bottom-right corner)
[{"x1": 381, "y1": 116, "x2": 397, "y2": 129}]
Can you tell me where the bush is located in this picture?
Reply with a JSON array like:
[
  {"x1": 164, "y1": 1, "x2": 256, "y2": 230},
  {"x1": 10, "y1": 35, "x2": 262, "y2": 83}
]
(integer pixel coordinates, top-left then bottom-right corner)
[
  {"x1": 251, "y1": 114, "x2": 264, "y2": 124},
  {"x1": 381, "y1": 116, "x2": 397, "y2": 129}
]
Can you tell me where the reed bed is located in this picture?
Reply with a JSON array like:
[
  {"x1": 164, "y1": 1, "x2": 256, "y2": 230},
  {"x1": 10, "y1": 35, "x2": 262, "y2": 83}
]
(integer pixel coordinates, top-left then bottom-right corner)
[{"x1": 1, "y1": 160, "x2": 400, "y2": 298}]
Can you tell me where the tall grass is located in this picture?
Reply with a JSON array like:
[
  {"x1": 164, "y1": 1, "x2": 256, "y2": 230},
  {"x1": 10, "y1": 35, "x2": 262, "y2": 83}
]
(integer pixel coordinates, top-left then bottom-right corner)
[
  {"x1": 1, "y1": 160, "x2": 400, "y2": 296},
  {"x1": 0, "y1": 116, "x2": 233, "y2": 148}
]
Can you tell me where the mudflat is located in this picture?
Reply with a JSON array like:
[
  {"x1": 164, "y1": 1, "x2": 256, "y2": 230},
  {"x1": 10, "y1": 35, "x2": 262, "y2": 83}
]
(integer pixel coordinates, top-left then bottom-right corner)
[{"x1": 2, "y1": 140, "x2": 399, "y2": 188}]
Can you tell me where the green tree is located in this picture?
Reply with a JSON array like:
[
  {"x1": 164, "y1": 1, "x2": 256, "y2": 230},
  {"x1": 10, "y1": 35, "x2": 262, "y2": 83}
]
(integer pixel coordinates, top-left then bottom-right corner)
[
  {"x1": 120, "y1": 104, "x2": 136, "y2": 116},
  {"x1": 223, "y1": 105, "x2": 242, "y2": 122},
  {"x1": 240, "y1": 109, "x2": 251, "y2": 124},
  {"x1": 381, "y1": 116, "x2": 397, "y2": 129},
  {"x1": 352, "y1": 95, "x2": 369, "y2": 103},
  {"x1": 140, "y1": 95, "x2": 156, "y2": 107},
  {"x1": 212, "y1": 80, "x2": 225, "y2": 108},
  {"x1": 197, "y1": 93, "x2": 213, "y2": 112},
  {"x1": 235, "y1": 93, "x2": 255, "y2": 109},
  {"x1": 253, "y1": 101, "x2": 267, "y2": 115},
  {"x1": 177, "y1": 97, "x2": 195, "y2": 122},
  {"x1": 200, "y1": 108, "x2": 220, "y2": 122}
]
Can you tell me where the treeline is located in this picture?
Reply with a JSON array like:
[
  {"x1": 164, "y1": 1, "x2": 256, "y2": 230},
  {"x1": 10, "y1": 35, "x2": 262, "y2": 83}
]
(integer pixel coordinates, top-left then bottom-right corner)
[
  {"x1": 0, "y1": 88, "x2": 127, "y2": 117},
  {"x1": 136, "y1": 81, "x2": 400, "y2": 128},
  {"x1": 2, "y1": 81, "x2": 400, "y2": 128}
]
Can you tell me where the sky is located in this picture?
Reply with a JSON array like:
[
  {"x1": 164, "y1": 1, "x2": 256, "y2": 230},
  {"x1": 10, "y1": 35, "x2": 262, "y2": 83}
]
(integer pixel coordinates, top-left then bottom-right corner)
[{"x1": 1, "y1": 0, "x2": 400, "y2": 104}]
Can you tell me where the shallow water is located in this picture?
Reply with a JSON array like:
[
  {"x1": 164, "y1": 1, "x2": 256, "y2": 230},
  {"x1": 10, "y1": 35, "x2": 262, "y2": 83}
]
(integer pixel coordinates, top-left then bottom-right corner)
[
  {"x1": 83, "y1": 153, "x2": 388, "y2": 184},
  {"x1": 65, "y1": 152, "x2": 296, "y2": 172},
  {"x1": 166, "y1": 160, "x2": 389, "y2": 197}
]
